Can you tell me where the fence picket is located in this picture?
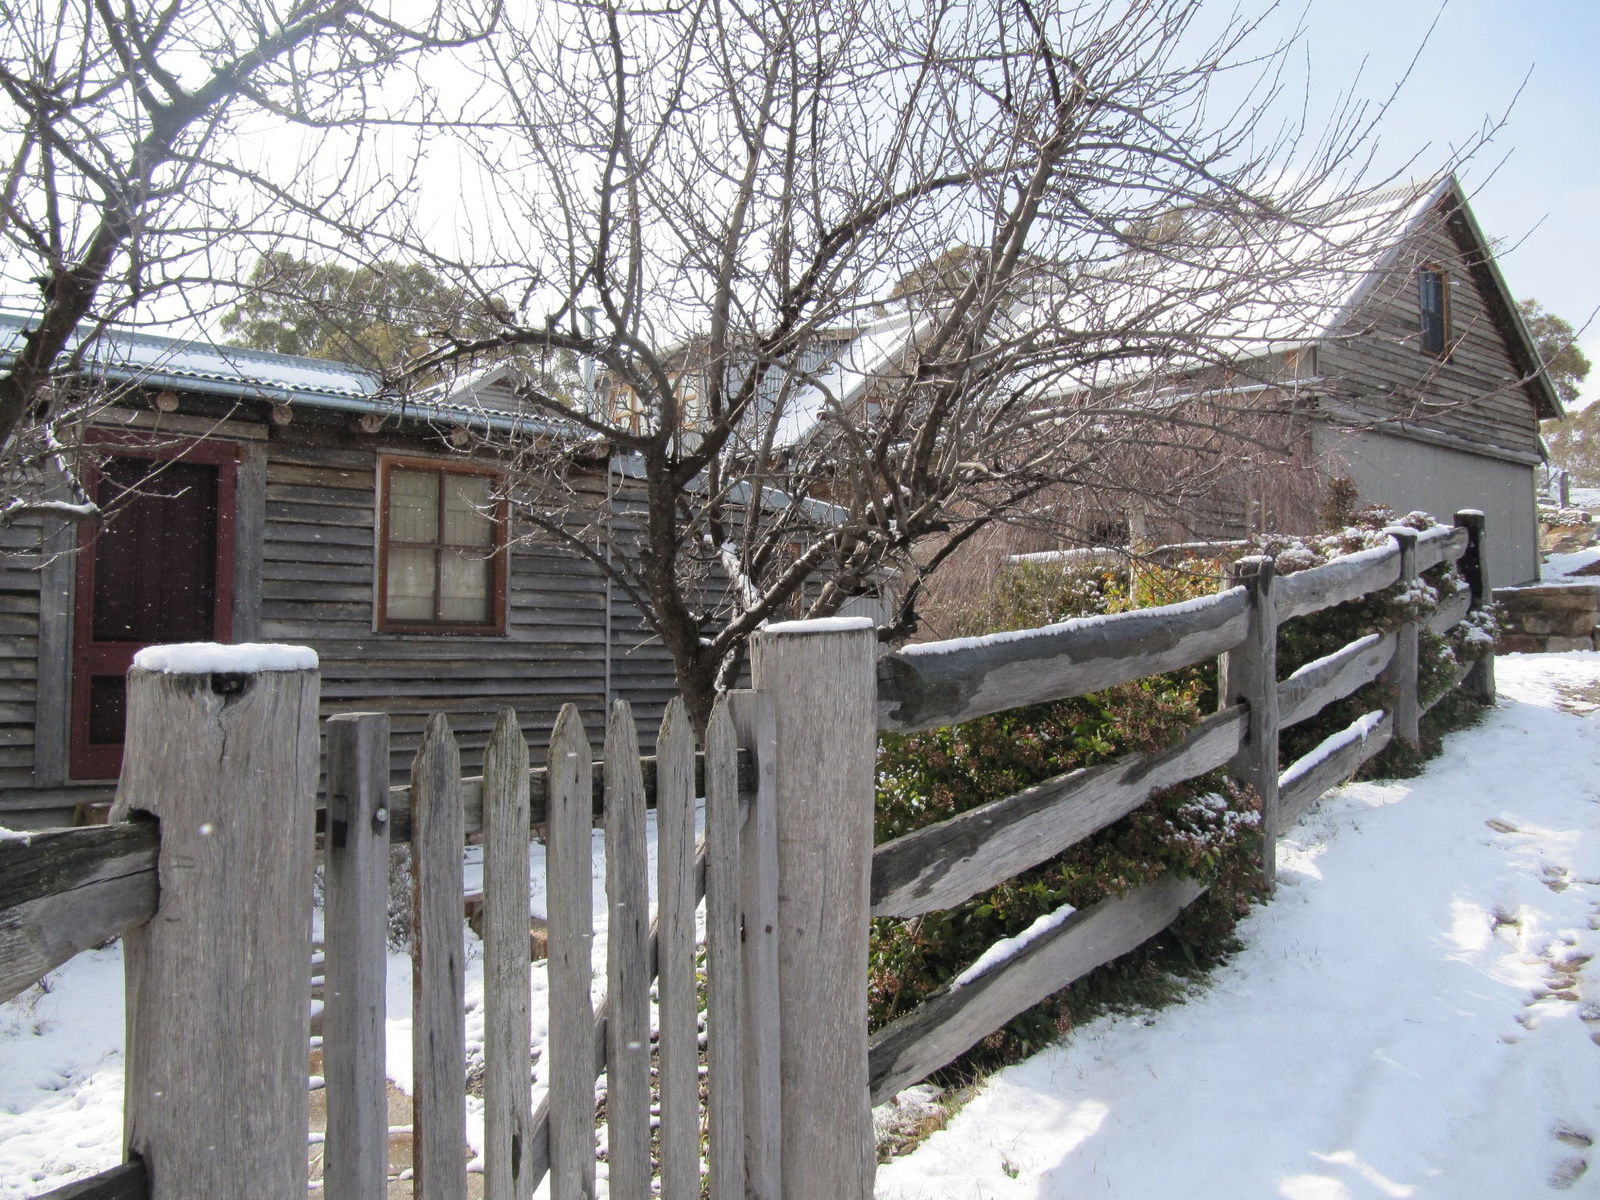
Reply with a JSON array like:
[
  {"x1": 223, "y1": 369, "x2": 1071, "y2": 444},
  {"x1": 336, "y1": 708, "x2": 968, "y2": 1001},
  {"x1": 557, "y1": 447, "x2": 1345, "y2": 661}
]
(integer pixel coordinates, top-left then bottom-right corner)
[
  {"x1": 323, "y1": 713, "x2": 392, "y2": 1200},
  {"x1": 728, "y1": 690, "x2": 781, "y2": 1200},
  {"x1": 603, "y1": 701, "x2": 651, "y2": 1200},
  {"x1": 412, "y1": 714, "x2": 467, "y2": 1200},
  {"x1": 546, "y1": 704, "x2": 596, "y2": 1200},
  {"x1": 1387, "y1": 527, "x2": 1421, "y2": 749},
  {"x1": 656, "y1": 698, "x2": 701, "y2": 1199},
  {"x1": 483, "y1": 709, "x2": 534, "y2": 1200},
  {"x1": 704, "y1": 698, "x2": 744, "y2": 1198}
]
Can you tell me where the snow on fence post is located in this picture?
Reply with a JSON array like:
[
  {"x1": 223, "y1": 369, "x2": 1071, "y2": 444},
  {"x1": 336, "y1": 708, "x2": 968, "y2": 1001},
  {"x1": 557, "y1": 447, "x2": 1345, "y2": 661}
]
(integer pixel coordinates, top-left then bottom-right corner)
[
  {"x1": 323, "y1": 711, "x2": 392, "y2": 1200},
  {"x1": 1456, "y1": 510, "x2": 1496, "y2": 705},
  {"x1": 751, "y1": 617, "x2": 878, "y2": 1200},
  {"x1": 110, "y1": 643, "x2": 319, "y2": 1200},
  {"x1": 1386, "y1": 527, "x2": 1421, "y2": 749},
  {"x1": 1220, "y1": 557, "x2": 1279, "y2": 893}
]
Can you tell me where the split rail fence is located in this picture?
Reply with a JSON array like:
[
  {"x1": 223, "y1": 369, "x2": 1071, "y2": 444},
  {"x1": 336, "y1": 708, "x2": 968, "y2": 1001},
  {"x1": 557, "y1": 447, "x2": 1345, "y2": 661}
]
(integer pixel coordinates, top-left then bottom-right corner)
[{"x1": 0, "y1": 510, "x2": 1496, "y2": 1200}]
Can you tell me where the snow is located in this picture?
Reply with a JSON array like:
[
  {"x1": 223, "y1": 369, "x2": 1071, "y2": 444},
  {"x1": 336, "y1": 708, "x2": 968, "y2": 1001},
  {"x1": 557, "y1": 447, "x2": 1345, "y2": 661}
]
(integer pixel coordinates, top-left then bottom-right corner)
[
  {"x1": 7, "y1": 655, "x2": 1600, "y2": 1197},
  {"x1": 763, "y1": 615, "x2": 876, "y2": 634},
  {"x1": 773, "y1": 311, "x2": 927, "y2": 446},
  {"x1": 878, "y1": 652, "x2": 1600, "y2": 1199},
  {"x1": 131, "y1": 642, "x2": 318, "y2": 673},
  {"x1": 949, "y1": 903, "x2": 1078, "y2": 989}
]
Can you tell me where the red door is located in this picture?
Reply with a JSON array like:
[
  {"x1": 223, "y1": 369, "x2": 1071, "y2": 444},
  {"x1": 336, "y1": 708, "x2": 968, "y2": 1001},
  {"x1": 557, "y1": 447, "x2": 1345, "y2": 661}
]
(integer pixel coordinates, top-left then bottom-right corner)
[{"x1": 70, "y1": 438, "x2": 238, "y2": 779}]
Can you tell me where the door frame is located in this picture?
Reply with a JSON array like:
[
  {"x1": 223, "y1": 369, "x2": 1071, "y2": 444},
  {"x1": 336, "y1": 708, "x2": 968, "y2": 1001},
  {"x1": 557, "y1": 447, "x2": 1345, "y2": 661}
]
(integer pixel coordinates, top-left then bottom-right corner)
[{"x1": 68, "y1": 432, "x2": 241, "y2": 780}]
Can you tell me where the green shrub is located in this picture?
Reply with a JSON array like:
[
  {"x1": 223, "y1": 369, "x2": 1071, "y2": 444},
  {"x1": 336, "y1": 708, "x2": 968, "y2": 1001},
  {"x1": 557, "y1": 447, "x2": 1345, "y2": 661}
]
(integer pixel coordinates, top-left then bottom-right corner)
[{"x1": 870, "y1": 558, "x2": 1259, "y2": 1070}]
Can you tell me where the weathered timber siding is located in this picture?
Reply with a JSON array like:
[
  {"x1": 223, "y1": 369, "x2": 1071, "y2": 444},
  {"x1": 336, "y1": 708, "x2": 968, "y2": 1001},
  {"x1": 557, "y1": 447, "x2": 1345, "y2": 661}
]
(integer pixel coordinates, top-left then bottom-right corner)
[
  {"x1": 3, "y1": 401, "x2": 689, "y2": 822},
  {"x1": 1316, "y1": 425, "x2": 1538, "y2": 588},
  {"x1": 258, "y1": 416, "x2": 611, "y2": 786},
  {"x1": 1317, "y1": 202, "x2": 1543, "y2": 460}
]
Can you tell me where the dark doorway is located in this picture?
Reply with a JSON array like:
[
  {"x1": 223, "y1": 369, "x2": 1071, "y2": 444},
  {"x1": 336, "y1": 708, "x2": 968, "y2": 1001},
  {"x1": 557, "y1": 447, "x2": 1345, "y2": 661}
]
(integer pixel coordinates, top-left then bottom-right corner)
[{"x1": 70, "y1": 438, "x2": 238, "y2": 779}]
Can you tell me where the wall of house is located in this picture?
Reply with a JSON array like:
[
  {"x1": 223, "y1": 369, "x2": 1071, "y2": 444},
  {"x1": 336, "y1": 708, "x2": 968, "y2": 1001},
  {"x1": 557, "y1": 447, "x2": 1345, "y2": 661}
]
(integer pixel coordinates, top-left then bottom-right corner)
[
  {"x1": 1315, "y1": 203, "x2": 1544, "y2": 462},
  {"x1": 0, "y1": 402, "x2": 688, "y2": 828},
  {"x1": 1317, "y1": 424, "x2": 1539, "y2": 589}
]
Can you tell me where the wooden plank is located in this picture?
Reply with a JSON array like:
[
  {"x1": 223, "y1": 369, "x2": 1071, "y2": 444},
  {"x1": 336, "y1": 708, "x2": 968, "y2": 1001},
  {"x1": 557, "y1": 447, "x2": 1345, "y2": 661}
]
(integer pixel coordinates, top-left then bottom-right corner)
[
  {"x1": 33, "y1": 510, "x2": 72, "y2": 788},
  {"x1": 1415, "y1": 524, "x2": 1469, "y2": 573},
  {"x1": 112, "y1": 655, "x2": 319, "y2": 1200},
  {"x1": 1456, "y1": 510, "x2": 1496, "y2": 704},
  {"x1": 871, "y1": 706, "x2": 1246, "y2": 919},
  {"x1": 703, "y1": 698, "x2": 743, "y2": 1199},
  {"x1": 1426, "y1": 590, "x2": 1473, "y2": 636},
  {"x1": 1277, "y1": 633, "x2": 1396, "y2": 730},
  {"x1": 483, "y1": 709, "x2": 533, "y2": 1200},
  {"x1": 727, "y1": 690, "x2": 781, "y2": 1200},
  {"x1": 602, "y1": 701, "x2": 650, "y2": 1200},
  {"x1": 519, "y1": 847, "x2": 711, "y2": 1195},
  {"x1": 754, "y1": 621, "x2": 878, "y2": 1200},
  {"x1": 545, "y1": 704, "x2": 596, "y2": 1200},
  {"x1": 411, "y1": 715, "x2": 467, "y2": 1200},
  {"x1": 0, "y1": 823, "x2": 158, "y2": 1004},
  {"x1": 878, "y1": 587, "x2": 1250, "y2": 734},
  {"x1": 1221, "y1": 556, "x2": 1280, "y2": 891},
  {"x1": 27, "y1": 1159, "x2": 147, "y2": 1200},
  {"x1": 1387, "y1": 528, "x2": 1421, "y2": 749},
  {"x1": 1275, "y1": 543, "x2": 1402, "y2": 623},
  {"x1": 323, "y1": 713, "x2": 392, "y2": 1200},
  {"x1": 656, "y1": 699, "x2": 700, "y2": 1200},
  {"x1": 378, "y1": 749, "x2": 756, "y2": 844},
  {"x1": 867, "y1": 875, "x2": 1206, "y2": 1104},
  {"x1": 1278, "y1": 709, "x2": 1394, "y2": 826},
  {"x1": 233, "y1": 445, "x2": 266, "y2": 641}
]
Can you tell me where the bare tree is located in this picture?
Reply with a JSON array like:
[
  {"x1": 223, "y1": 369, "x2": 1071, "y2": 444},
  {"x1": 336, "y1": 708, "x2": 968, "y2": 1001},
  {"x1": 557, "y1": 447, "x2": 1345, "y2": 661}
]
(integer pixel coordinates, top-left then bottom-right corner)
[
  {"x1": 382, "y1": 0, "x2": 1455, "y2": 725},
  {"x1": 0, "y1": 0, "x2": 494, "y2": 519}
]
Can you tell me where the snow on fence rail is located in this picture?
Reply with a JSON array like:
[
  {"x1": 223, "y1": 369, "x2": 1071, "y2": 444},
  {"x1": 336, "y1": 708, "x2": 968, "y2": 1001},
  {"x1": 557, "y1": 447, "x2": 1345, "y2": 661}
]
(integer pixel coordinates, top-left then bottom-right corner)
[{"x1": 0, "y1": 513, "x2": 1497, "y2": 1200}]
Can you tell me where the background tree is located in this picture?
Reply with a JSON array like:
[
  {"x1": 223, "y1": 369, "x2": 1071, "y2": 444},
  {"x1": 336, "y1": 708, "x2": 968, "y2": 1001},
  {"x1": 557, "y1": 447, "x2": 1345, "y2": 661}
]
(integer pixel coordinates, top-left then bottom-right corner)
[
  {"x1": 0, "y1": 1, "x2": 491, "y2": 519},
  {"x1": 222, "y1": 253, "x2": 496, "y2": 374},
  {"x1": 388, "y1": 0, "x2": 1443, "y2": 725},
  {"x1": 1521, "y1": 298, "x2": 1597, "y2": 484}
]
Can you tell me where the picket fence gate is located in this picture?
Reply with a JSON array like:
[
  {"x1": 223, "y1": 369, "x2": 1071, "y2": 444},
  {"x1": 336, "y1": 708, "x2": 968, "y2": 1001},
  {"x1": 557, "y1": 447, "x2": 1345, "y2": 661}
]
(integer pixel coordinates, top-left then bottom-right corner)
[{"x1": 0, "y1": 510, "x2": 1497, "y2": 1200}]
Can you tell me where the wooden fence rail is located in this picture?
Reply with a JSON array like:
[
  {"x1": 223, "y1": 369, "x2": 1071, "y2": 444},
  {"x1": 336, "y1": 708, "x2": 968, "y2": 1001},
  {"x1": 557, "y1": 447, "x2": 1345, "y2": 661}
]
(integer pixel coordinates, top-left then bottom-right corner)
[
  {"x1": 4, "y1": 510, "x2": 1499, "y2": 1200},
  {"x1": 860, "y1": 510, "x2": 1493, "y2": 1117}
]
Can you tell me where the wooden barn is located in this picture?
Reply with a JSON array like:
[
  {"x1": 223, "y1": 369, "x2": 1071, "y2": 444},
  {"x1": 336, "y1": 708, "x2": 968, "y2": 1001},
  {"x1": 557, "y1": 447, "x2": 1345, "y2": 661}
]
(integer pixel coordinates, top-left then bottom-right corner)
[
  {"x1": 791, "y1": 174, "x2": 1562, "y2": 603},
  {"x1": 1298, "y1": 174, "x2": 1561, "y2": 589},
  {"x1": 0, "y1": 318, "x2": 677, "y2": 829}
]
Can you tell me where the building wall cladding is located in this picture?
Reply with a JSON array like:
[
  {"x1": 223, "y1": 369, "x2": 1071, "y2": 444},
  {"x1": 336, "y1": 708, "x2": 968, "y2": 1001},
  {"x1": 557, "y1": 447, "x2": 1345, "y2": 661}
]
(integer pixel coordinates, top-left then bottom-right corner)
[{"x1": 1, "y1": 401, "x2": 687, "y2": 827}]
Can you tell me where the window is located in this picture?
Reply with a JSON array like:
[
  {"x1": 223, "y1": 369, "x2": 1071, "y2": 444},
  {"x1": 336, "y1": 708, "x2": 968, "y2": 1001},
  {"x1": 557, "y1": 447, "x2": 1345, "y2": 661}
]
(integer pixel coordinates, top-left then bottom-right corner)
[
  {"x1": 378, "y1": 457, "x2": 507, "y2": 632},
  {"x1": 1418, "y1": 265, "x2": 1450, "y2": 358}
]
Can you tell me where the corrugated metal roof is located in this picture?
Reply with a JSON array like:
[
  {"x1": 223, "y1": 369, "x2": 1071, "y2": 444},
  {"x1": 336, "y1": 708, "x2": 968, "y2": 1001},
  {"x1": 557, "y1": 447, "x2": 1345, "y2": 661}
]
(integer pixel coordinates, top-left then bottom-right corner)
[{"x1": 0, "y1": 311, "x2": 572, "y2": 433}]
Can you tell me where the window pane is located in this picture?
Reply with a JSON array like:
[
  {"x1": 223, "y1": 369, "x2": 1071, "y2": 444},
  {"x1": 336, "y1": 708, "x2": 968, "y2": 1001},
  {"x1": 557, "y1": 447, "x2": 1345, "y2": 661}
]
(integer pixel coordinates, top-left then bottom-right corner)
[
  {"x1": 439, "y1": 550, "x2": 491, "y2": 622},
  {"x1": 443, "y1": 474, "x2": 494, "y2": 547},
  {"x1": 389, "y1": 469, "x2": 439, "y2": 543},
  {"x1": 387, "y1": 546, "x2": 437, "y2": 621}
]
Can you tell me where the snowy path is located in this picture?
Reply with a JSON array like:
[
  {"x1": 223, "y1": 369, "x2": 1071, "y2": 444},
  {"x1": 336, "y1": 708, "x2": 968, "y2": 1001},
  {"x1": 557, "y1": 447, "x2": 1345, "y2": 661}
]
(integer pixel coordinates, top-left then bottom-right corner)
[{"x1": 877, "y1": 652, "x2": 1600, "y2": 1199}]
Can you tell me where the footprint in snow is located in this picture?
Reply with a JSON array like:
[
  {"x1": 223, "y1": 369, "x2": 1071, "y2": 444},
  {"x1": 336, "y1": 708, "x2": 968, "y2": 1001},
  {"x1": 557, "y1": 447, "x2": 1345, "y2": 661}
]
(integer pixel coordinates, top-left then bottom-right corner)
[{"x1": 1549, "y1": 1124, "x2": 1593, "y2": 1191}]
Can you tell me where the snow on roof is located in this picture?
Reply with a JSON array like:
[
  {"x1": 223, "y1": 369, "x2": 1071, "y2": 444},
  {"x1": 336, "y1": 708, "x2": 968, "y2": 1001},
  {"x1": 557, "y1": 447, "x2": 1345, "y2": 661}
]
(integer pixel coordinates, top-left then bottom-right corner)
[
  {"x1": 773, "y1": 310, "x2": 930, "y2": 447},
  {"x1": 0, "y1": 311, "x2": 557, "y2": 433}
]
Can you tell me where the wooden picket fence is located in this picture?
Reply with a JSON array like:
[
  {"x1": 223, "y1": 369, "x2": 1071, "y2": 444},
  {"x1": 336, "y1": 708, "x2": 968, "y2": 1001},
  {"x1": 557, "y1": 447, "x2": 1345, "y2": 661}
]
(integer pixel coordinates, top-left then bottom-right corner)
[{"x1": 0, "y1": 511, "x2": 1496, "y2": 1200}]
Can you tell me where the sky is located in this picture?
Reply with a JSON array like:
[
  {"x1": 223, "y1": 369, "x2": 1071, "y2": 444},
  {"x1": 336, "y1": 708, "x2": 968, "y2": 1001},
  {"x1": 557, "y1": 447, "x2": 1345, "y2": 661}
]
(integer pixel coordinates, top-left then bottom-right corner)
[{"x1": 1284, "y1": 0, "x2": 1600, "y2": 411}]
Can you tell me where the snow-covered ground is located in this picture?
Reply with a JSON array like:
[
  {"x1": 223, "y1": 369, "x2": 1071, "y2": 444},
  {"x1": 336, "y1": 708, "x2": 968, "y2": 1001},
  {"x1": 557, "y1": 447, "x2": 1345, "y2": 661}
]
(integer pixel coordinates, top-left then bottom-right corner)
[
  {"x1": 4, "y1": 654, "x2": 1600, "y2": 1198},
  {"x1": 877, "y1": 652, "x2": 1600, "y2": 1199}
]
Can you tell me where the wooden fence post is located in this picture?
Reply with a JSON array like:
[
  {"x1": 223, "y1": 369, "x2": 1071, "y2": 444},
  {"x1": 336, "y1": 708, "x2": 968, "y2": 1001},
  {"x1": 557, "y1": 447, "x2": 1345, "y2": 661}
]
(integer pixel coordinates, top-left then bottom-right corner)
[
  {"x1": 110, "y1": 644, "x2": 320, "y2": 1200},
  {"x1": 323, "y1": 712, "x2": 392, "y2": 1200},
  {"x1": 1221, "y1": 557, "x2": 1279, "y2": 892},
  {"x1": 1456, "y1": 509, "x2": 1496, "y2": 704},
  {"x1": 1386, "y1": 526, "x2": 1421, "y2": 750},
  {"x1": 751, "y1": 618, "x2": 878, "y2": 1200}
]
